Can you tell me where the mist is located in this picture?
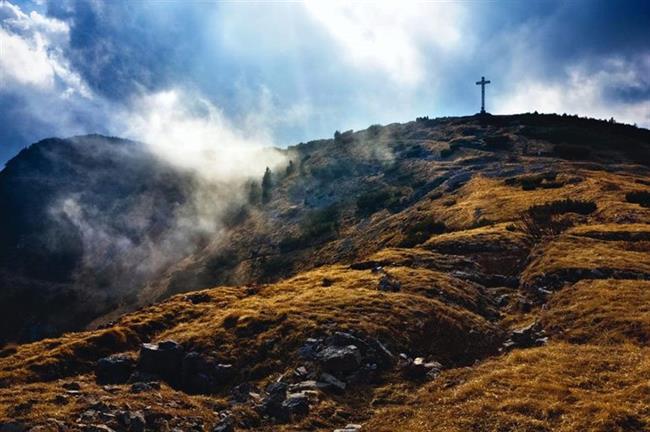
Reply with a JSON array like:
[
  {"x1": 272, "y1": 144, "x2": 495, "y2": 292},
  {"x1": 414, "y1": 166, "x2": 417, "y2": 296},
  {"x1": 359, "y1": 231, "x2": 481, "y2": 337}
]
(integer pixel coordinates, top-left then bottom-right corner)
[{"x1": 44, "y1": 88, "x2": 287, "y2": 311}]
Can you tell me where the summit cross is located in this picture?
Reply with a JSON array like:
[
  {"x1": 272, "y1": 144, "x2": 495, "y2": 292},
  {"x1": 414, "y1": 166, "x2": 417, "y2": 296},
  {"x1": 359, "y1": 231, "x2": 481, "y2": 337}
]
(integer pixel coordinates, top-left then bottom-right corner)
[{"x1": 476, "y1": 76, "x2": 491, "y2": 114}]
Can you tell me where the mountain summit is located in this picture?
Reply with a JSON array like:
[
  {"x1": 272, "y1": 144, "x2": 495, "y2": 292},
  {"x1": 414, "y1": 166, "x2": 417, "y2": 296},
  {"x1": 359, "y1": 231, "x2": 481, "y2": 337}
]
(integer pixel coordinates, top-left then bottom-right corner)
[{"x1": 0, "y1": 113, "x2": 649, "y2": 431}]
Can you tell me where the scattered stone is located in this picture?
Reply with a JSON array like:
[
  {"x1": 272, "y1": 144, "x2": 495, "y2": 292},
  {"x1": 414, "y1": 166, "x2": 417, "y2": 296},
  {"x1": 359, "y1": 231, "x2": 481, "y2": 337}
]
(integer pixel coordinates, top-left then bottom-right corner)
[
  {"x1": 181, "y1": 352, "x2": 214, "y2": 394},
  {"x1": 318, "y1": 345, "x2": 361, "y2": 374},
  {"x1": 281, "y1": 393, "x2": 310, "y2": 418},
  {"x1": 399, "y1": 355, "x2": 443, "y2": 380},
  {"x1": 289, "y1": 380, "x2": 320, "y2": 392},
  {"x1": 349, "y1": 260, "x2": 382, "y2": 271},
  {"x1": 496, "y1": 294, "x2": 510, "y2": 307},
  {"x1": 82, "y1": 425, "x2": 115, "y2": 432},
  {"x1": 117, "y1": 410, "x2": 146, "y2": 432},
  {"x1": 185, "y1": 292, "x2": 211, "y2": 304},
  {"x1": 62, "y1": 381, "x2": 81, "y2": 390},
  {"x1": 294, "y1": 366, "x2": 309, "y2": 378},
  {"x1": 129, "y1": 382, "x2": 160, "y2": 393},
  {"x1": 378, "y1": 275, "x2": 401, "y2": 292},
  {"x1": 96, "y1": 353, "x2": 135, "y2": 384},
  {"x1": 53, "y1": 394, "x2": 69, "y2": 405},
  {"x1": 334, "y1": 424, "x2": 362, "y2": 432},
  {"x1": 138, "y1": 340, "x2": 184, "y2": 383},
  {"x1": 319, "y1": 372, "x2": 346, "y2": 393},
  {"x1": 298, "y1": 338, "x2": 321, "y2": 360},
  {"x1": 0, "y1": 422, "x2": 27, "y2": 432},
  {"x1": 231, "y1": 382, "x2": 260, "y2": 403},
  {"x1": 212, "y1": 416, "x2": 234, "y2": 432},
  {"x1": 518, "y1": 298, "x2": 533, "y2": 313},
  {"x1": 504, "y1": 322, "x2": 547, "y2": 349},
  {"x1": 261, "y1": 382, "x2": 288, "y2": 418}
]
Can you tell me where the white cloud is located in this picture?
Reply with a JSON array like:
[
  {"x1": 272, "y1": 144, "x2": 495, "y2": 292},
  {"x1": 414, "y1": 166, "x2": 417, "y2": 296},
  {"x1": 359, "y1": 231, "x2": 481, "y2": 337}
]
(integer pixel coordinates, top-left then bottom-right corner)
[
  {"x1": 495, "y1": 56, "x2": 650, "y2": 127},
  {"x1": 0, "y1": 0, "x2": 90, "y2": 96},
  {"x1": 304, "y1": 1, "x2": 465, "y2": 86},
  {"x1": 117, "y1": 88, "x2": 287, "y2": 182}
]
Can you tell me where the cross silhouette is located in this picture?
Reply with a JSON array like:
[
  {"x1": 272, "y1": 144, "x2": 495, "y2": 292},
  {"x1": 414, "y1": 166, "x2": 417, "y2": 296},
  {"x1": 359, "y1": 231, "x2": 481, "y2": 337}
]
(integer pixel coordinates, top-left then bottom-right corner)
[{"x1": 476, "y1": 76, "x2": 491, "y2": 114}]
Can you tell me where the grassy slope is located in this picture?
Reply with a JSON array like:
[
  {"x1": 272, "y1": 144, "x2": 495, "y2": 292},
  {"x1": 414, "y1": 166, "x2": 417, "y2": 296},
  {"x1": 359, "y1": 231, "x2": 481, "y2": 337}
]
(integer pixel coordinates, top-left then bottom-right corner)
[{"x1": 1, "y1": 114, "x2": 649, "y2": 431}]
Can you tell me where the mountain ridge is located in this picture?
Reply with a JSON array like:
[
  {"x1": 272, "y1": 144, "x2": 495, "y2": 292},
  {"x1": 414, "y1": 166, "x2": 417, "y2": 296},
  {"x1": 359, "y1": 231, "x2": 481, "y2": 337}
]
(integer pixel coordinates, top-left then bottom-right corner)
[{"x1": 0, "y1": 113, "x2": 649, "y2": 431}]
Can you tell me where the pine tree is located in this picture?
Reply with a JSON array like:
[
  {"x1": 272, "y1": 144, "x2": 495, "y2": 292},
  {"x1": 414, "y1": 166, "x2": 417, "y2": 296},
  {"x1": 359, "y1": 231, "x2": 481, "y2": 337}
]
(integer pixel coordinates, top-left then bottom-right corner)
[
  {"x1": 247, "y1": 180, "x2": 261, "y2": 206},
  {"x1": 285, "y1": 160, "x2": 295, "y2": 176},
  {"x1": 262, "y1": 167, "x2": 272, "y2": 204}
]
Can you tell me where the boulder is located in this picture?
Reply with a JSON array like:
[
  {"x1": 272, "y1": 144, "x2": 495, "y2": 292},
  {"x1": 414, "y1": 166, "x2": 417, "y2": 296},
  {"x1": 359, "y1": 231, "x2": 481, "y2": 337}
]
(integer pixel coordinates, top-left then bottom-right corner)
[
  {"x1": 319, "y1": 372, "x2": 346, "y2": 393},
  {"x1": 261, "y1": 382, "x2": 288, "y2": 418},
  {"x1": 138, "y1": 340, "x2": 184, "y2": 383},
  {"x1": 281, "y1": 394, "x2": 310, "y2": 418},
  {"x1": 117, "y1": 410, "x2": 146, "y2": 432},
  {"x1": 318, "y1": 345, "x2": 361, "y2": 374},
  {"x1": 181, "y1": 352, "x2": 214, "y2": 394},
  {"x1": 96, "y1": 354, "x2": 135, "y2": 384}
]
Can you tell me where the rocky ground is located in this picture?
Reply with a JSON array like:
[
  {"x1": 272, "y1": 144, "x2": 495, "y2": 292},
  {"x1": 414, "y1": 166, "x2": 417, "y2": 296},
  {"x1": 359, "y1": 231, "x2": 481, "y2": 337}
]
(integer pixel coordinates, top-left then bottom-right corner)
[{"x1": 1, "y1": 113, "x2": 649, "y2": 431}]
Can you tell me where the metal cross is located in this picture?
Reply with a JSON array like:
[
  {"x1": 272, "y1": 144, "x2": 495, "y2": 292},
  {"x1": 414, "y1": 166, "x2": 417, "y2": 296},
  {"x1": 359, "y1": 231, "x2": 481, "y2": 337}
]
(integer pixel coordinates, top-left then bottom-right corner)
[{"x1": 476, "y1": 76, "x2": 491, "y2": 114}]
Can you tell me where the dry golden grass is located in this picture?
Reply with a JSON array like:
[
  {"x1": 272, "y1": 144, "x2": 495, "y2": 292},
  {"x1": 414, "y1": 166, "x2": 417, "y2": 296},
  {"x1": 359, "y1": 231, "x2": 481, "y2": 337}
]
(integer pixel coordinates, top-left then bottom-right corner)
[
  {"x1": 541, "y1": 279, "x2": 650, "y2": 345},
  {"x1": 423, "y1": 223, "x2": 527, "y2": 253},
  {"x1": 0, "y1": 287, "x2": 245, "y2": 385},
  {"x1": 365, "y1": 342, "x2": 650, "y2": 432},
  {"x1": 568, "y1": 223, "x2": 650, "y2": 240},
  {"x1": 0, "y1": 266, "x2": 502, "y2": 390},
  {"x1": 160, "y1": 277, "x2": 502, "y2": 374},
  {"x1": 522, "y1": 234, "x2": 650, "y2": 286},
  {"x1": 0, "y1": 374, "x2": 223, "y2": 429}
]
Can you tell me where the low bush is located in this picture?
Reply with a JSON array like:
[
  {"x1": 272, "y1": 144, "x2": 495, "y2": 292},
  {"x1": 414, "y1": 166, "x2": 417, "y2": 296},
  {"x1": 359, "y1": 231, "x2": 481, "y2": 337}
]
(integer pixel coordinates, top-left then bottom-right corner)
[
  {"x1": 278, "y1": 205, "x2": 341, "y2": 252},
  {"x1": 356, "y1": 188, "x2": 403, "y2": 216},
  {"x1": 518, "y1": 199, "x2": 597, "y2": 243},
  {"x1": 625, "y1": 191, "x2": 650, "y2": 208},
  {"x1": 399, "y1": 219, "x2": 446, "y2": 247},
  {"x1": 553, "y1": 143, "x2": 592, "y2": 160},
  {"x1": 483, "y1": 135, "x2": 513, "y2": 151}
]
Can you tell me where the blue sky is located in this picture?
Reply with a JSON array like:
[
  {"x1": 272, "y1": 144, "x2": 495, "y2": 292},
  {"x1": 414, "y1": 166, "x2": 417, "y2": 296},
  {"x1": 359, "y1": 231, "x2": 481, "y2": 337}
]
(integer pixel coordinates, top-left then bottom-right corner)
[{"x1": 1, "y1": 0, "x2": 649, "y2": 165}]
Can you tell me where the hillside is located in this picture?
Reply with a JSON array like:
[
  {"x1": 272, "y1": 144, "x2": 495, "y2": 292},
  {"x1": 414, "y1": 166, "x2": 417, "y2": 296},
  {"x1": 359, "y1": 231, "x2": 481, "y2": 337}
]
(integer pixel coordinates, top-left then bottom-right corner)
[{"x1": 1, "y1": 113, "x2": 650, "y2": 431}]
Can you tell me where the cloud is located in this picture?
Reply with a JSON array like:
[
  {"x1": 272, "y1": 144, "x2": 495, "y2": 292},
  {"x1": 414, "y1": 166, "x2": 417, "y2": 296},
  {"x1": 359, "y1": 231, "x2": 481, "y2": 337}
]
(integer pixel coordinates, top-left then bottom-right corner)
[
  {"x1": 495, "y1": 58, "x2": 650, "y2": 127},
  {"x1": 116, "y1": 88, "x2": 287, "y2": 183},
  {"x1": 0, "y1": 0, "x2": 87, "y2": 94},
  {"x1": 303, "y1": 1, "x2": 465, "y2": 86}
]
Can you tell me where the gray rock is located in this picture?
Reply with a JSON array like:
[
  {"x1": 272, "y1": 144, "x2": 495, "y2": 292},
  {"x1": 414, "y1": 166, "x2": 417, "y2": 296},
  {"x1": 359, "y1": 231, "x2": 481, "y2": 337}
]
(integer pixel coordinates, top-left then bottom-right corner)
[
  {"x1": 400, "y1": 356, "x2": 443, "y2": 380},
  {"x1": 378, "y1": 275, "x2": 401, "y2": 292},
  {"x1": 318, "y1": 345, "x2": 361, "y2": 374},
  {"x1": 334, "y1": 424, "x2": 362, "y2": 432},
  {"x1": 117, "y1": 410, "x2": 146, "y2": 432},
  {"x1": 129, "y1": 381, "x2": 160, "y2": 393},
  {"x1": 319, "y1": 372, "x2": 346, "y2": 393},
  {"x1": 138, "y1": 340, "x2": 184, "y2": 383},
  {"x1": 212, "y1": 416, "x2": 234, "y2": 432},
  {"x1": 96, "y1": 353, "x2": 135, "y2": 384},
  {"x1": 0, "y1": 422, "x2": 27, "y2": 432},
  {"x1": 281, "y1": 394, "x2": 310, "y2": 418}
]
